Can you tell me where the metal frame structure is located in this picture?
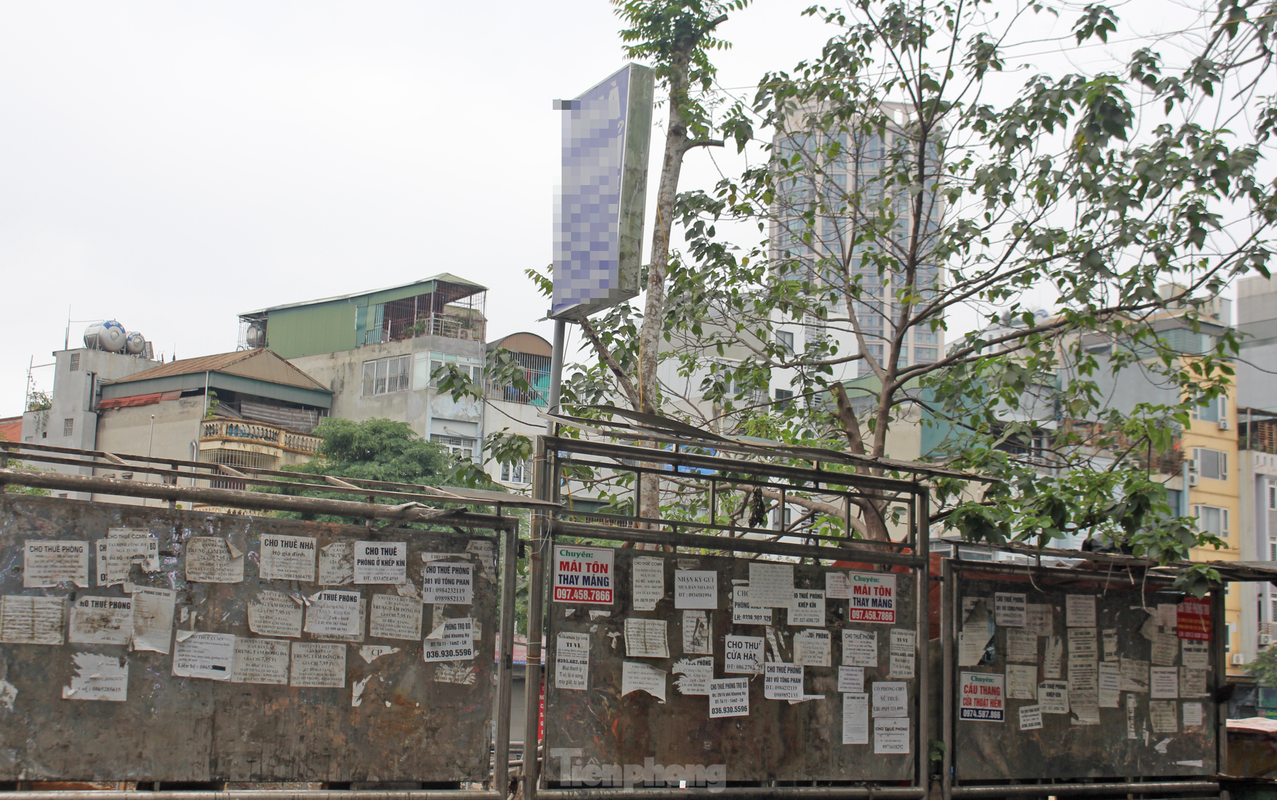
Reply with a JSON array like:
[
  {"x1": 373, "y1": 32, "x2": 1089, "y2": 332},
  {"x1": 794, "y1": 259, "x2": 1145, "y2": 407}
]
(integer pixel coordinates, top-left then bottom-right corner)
[
  {"x1": 523, "y1": 420, "x2": 955, "y2": 800},
  {"x1": 939, "y1": 557, "x2": 1227, "y2": 800},
  {"x1": 0, "y1": 441, "x2": 534, "y2": 800}
]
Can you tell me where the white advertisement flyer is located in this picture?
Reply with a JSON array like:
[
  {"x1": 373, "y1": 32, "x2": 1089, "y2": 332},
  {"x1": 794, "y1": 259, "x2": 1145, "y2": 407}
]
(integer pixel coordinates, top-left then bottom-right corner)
[
  {"x1": 555, "y1": 631, "x2": 590, "y2": 691},
  {"x1": 258, "y1": 534, "x2": 317, "y2": 582},
  {"x1": 674, "y1": 570, "x2": 717, "y2": 609},
  {"x1": 959, "y1": 672, "x2": 1005, "y2": 722},
  {"x1": 847, "y1": 572, "x2": 896, "y2": 624},
  {"x1": 709, "y1": 678, "x2": 749, "y2": 718},
  {"x1": 725, "y1": 634, "x2": 765, "y2": 674},
  {"x1": 25, "y1": 540, "x2": 89, "y2": 588},
  {"x1": 632, "y1": 556, "x2": 664, "y2": 611},
  {"x1": 353, "y1": 541, "x2": 408, "y2": 585},
  {"x1": 422, "y1": 617, "x2": 475, "y2": 662},
  {"x1": 173, "y1": 632, "x2": 236, "y2": 681},
  {"x1": 553, "y1": 546, "x2": 614, "y2": 604}
]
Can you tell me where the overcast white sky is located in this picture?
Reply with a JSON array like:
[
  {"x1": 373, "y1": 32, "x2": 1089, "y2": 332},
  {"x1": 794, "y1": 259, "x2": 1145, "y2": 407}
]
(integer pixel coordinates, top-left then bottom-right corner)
[{"x1": 0, "y1": 1, "x2": 1217, "y2": 417}]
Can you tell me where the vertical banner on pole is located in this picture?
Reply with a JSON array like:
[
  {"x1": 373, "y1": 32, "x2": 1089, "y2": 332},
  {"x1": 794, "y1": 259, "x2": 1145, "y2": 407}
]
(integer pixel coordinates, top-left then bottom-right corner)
[{"x1": 552, "y1": 64, "x2": 654, "y2": 320}]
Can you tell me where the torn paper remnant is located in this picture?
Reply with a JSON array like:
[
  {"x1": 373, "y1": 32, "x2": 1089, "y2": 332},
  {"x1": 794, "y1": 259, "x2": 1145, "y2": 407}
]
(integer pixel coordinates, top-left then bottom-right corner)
[{"x1": 62, "y1": 652, "x2": 127, "y2": 702}]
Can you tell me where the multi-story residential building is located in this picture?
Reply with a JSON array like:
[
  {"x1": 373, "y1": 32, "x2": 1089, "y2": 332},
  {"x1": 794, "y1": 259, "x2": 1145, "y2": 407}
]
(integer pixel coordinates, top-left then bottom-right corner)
[
  {"x1": 958, "y1": 284, "x2": 1246, "y2": 667},
  {"x1": 242, "y1": 274, "x2": 489, "y2": 461},
  {"x1": 769, "y1": 101, "x2": 945, "y2": 389},
  {"x1": 1234, "y1": 273, "x2": 1277, "y2": 663},
  {"x1": 483, "y1": 332, "x2": 551, "y2": 490},
  {"x1": 1239, "y1": 409, "x2": 1277, "y2": 663},
  {"x1": 1237, "y1": 274, "x2": 1277, "y2": 413},
  {"x1": 12, "y1": 339, "x2": 332, "y2": 509}
]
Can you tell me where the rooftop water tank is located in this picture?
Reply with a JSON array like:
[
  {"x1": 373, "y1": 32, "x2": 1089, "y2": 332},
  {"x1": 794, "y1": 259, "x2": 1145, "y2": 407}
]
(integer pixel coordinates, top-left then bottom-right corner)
[
  {"x1": 125, "y1": 331, "x2": 147, "y2": 355},
  {"x1": 84, "y1": 321, "x2": 127, "y2": 353},
  {"x1": 245, "y1": 323, "x2": 266, "y2": 349}
]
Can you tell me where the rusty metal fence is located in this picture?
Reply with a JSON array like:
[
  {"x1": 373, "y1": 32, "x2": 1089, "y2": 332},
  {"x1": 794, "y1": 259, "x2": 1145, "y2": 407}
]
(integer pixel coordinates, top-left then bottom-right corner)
[
  {"x1": 0, "y1": 440, "x2": 544, "y2": 799},
  {"x1": 941, "y1": 558, "x2": 1226, "y2": 800},
  {"x1": 523, "y1": 421, "x2": 948, "y2": 800}
]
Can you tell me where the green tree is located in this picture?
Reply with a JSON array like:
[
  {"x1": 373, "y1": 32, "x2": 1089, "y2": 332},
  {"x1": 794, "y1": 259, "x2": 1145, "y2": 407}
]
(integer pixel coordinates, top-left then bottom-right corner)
[
  {"x1": 520, "y1": 0, "x2": 1272, "y2": 589},
  {"x1": 1248, "y1": 646, "x2": 1277, "y2": 688},
  {"x1": 259, "y1": 418, "x2": 449, "y2": 523}
]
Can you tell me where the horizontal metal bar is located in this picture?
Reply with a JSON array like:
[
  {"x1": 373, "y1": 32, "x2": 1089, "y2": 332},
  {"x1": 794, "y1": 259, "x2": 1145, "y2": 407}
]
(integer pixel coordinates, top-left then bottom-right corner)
[
  {"x1": 3, "y1": 787, "x2": 503, "y2": 792},
  {"x1": 551, "y1": 520, "x2": 924, "y2": 568},
  {"x1": 0, "y1": 440, "x2": 555, "y2": 509},
  {"x1": 555, "y1": 455, "x2": 913, "y2": 505},
  {"x1": 538, "y1": 788, "x2": 926, "y2": 800},
  {"x1": 545, "y1": 437, "x2": 926, "y2": 494},
  {"x1": 1, "y1": 452, "x2": 503, "y2": 511},
  {"x1": 542, "y1": 408, "x2": 984, "y2": 482},
  {"x1": 950, "y1": 781, "x2": 1220, "y2": 797},
  {"x1": 559, "y1": 509, "x2": 911, "y2": 550},
  {"x1": 0, "y1": 468, "x2": 516, "y2": 531},
  {"x1": 947, "y1": 558, "x2": 1178, "y2": 588}
]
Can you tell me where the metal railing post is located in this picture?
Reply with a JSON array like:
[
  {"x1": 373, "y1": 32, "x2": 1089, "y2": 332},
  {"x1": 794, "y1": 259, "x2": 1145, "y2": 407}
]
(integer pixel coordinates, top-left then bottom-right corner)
[
  {"x1": 915, "y1": 488, "x2": 930, "y2": 791},
  {"x1": 523, "y1": 436, "x2": 551, "y2": 800},
  {"x1": 494, "y1": 518, "x2": 518, "y2": 795},
  {"x1": 941, "y1": 557, "x2": 954, "y2": 800}
]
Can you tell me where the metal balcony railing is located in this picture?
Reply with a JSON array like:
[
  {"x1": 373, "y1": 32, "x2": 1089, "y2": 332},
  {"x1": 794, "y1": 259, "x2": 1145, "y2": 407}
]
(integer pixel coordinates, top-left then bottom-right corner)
[{"x1": 200, "y1": 419, "x2": 321, "y2": 455}]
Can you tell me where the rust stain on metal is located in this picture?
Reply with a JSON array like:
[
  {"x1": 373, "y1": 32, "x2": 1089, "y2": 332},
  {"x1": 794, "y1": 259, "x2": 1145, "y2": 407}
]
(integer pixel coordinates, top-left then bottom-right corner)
[
  {"x1": 0, "y1": 495, "x2": 501, "y2": 783},
  {"x1": 543, "y1": 549, "x2": 917, "y2": 783},
  {"x1": 952, "y1": 569, "x2": 1217, "y2": 781}
]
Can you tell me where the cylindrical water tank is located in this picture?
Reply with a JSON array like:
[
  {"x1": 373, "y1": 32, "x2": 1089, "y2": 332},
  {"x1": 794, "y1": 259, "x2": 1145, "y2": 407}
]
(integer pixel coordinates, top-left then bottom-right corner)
[
  {"x1": 125, "y1": 331, "x2": 146, "y2": 355},
  {"x1": 83, "y1": 321, "x2": 127, "y2": 352},
  {"x1": 246, "y1": 323, "x2": 266, "y2": 349}
]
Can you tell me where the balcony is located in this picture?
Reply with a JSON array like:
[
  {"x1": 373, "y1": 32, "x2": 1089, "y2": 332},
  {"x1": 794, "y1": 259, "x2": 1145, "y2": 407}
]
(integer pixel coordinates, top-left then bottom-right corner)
[{"x1": 199, "y1": 419, "x2": 321, "y2": 456}]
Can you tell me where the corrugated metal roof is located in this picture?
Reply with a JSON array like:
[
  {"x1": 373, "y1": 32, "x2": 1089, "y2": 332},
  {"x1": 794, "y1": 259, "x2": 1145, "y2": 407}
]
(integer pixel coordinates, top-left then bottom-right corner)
[
  {"x1": 240, "y1": 273, "x2": 488, "y2": 316},
  {"x1": 105, "y1": 349, "x2": 331, "y2": 394}
]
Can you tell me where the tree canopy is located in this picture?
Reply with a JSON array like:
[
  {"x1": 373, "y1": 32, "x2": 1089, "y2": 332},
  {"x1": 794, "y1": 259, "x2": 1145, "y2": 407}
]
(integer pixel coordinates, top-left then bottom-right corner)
[
  {"x1": 457, "y1": 0, "x2": 1274, "y2": 593},
  {"x1": 259, "y1": 417, "x2": 449, "y2": 523}
]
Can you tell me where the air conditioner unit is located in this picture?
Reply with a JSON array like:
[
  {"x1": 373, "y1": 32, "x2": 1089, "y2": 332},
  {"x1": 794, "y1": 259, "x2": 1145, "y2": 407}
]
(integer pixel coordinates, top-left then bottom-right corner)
[
  {"x1": 1187, "y1": 458, "x2": 1199, "y2": 472},
  {"x1": 1189, "y1": 473, "x2": 1199, "y2": 486},
  {"x1": 1232, "y1": 654, "x2": 1246, "y2": 665},
  {"x1": 1261, "y1": 634, "x2": 1272, "y2": 646},
  {"x1": 1218, "y1": 419, "x2": 1230, "y2": 431}
]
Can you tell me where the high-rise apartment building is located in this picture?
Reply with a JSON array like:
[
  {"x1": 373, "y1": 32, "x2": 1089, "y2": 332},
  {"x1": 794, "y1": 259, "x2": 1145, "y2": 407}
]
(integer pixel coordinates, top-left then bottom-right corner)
[{"x1": 768, "y1": 102, "x2": 945, "y2": 389}]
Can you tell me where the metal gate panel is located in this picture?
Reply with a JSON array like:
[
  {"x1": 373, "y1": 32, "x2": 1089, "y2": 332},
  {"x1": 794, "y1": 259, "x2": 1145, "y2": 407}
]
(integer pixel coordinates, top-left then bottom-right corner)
[
  {"x1": 0, "y1": 495, "x2": 504, "y2": 783},
  {"x1": 949, "y1": 563, "x2": 1217, "y2": 782},
  {"x1": 543, "y1": 546, "x2": 919, "y2": 784}
]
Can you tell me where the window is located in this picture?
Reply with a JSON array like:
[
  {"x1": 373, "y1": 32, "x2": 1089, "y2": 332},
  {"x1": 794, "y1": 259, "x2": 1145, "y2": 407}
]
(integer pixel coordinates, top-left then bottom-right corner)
[
  {"x1": 1192, "y1": 447, "x2": 1228, "y2": 481},
  {"x1": 775, "y1": 388, "x2": 794, "y2": 409},
  {"x1": 914, "y1": 330, "x2": 938, "y2": 345},
  {"x1": 1191, "y1": 395, "x2": 1227, "y2": 424},
  {"x1": 63, "y1": 418, "x2": 74, "y2": 436},
  {"x1": 501, "y1": 458, "x2": 533, "y2": 485},
  {"x1": 803, "y1": 314, "x2": 827, "y2": 346},
  {"x1": 776, "y1": 330, "x2": 795, "y2": 355},
  {"x1": 1193, "y1": 504, "x2": 1229, "y2": 537},
  {"x1": 362, "y1": 355, "x2": 411, "y2": 396},
  {"x1": 431, "y1": 434, "x2": 477, "y2": 459},
  {"x1": 1269, "y1": 482, "x2": 1276, "y2": 511},
  {"x1": 429, "y1": 359, "x2": 482, "y2": 388},
  {"x1": 69, "y1": 353, "x2": 80, "y2": 371},
  {"x1": 915, "y1": 347, "x2": 938, "y2": 363}
]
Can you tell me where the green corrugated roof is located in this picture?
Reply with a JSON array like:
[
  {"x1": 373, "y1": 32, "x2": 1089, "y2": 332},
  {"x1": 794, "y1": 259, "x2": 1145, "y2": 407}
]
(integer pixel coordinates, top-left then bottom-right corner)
[{"x1": 240, "y1": 273, "x2": 487, "y2": 317}]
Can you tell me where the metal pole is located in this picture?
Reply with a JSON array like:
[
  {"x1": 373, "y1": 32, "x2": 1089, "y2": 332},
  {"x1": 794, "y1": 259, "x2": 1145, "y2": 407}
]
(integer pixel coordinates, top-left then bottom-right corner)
[
  {"x1": 9, "y1": 787, "x2": 505, "y2": 792},
  {"x1": 941, "y1": 557, "x2": 954, "y2": 800},
  {"x1": 915, "y1": 488, "x2": 931, "y2": 791},
  {"x1": 949, "y1": 782, "x2": 1220, "y2": 798},
  {"x1": 493, "y1": 518, "x2": 518, "y2": 792},
  {"x1": 548, "y1": 318, "x2": 566, "y2": 416},
  {"x1": 1212, "y1": 586, "x2": 1228, "y2": 773},
  {"x1": 523, "y1": 436, "x2": 551, "y2": 800},
  {"x1": 536, "y1": 789, "x2": 928, "y2": 800}
]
